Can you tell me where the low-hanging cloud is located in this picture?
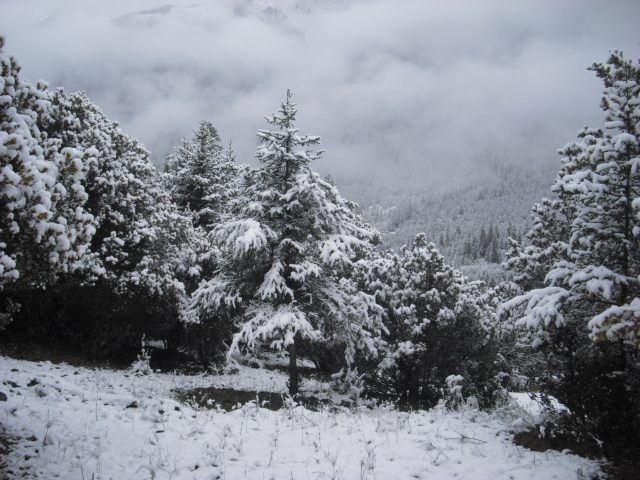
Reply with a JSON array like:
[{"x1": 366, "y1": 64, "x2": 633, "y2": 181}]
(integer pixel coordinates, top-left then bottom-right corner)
[{"x1": 1, "y1": 0, "x2": 639, "y2": 189}]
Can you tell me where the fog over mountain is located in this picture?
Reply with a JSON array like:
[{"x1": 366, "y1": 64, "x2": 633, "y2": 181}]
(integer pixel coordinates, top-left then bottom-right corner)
[{"x1": 2, "y1": 0, "x2": 639, "y2": 257}]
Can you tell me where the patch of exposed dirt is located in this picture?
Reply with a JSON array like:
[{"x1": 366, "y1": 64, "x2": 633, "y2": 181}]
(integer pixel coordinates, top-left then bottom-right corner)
[
  {"x1": 173, "y1": 387, "x2": 337, "y2": 412},
  {"x1": 175, "y1": 387, "x2": 286, "y2": 411}
]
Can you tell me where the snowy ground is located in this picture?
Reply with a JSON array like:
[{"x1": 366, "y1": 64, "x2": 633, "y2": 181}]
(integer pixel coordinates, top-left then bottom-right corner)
[{"x1": 0, "y1": 356, "x2": 601, "y2": 479}]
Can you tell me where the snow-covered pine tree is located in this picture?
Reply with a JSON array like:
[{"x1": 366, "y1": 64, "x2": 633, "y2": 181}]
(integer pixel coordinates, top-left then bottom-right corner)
[
  {"x1": 189, "y1": 91, "x2": 382, "y2": 395},
  {"x1": 45, "y1": 90, "x2": 182, "y2": 287},
  {"x1": 1, "y1": 37, "x2": 94, "y2": 325},
  {"x1": 29, "y1": 88, "x2": 199, "y2": 355},
  {"x1": 488, "y1": 236, "x2": 501, "y2": 264},
  {"x1": 578, "y1": 54, "x2": 640, "y2": 347},
  {"x1": 503, "y1": 52, "x2": 640, "y2": 350},
  {"x1": 164, "y1": 121, "x2": 240, "y2": 229},
  {"x1": 501, "y1": 51, "x2": 640, "y2": 458},
  {"x1": 504, "y1": 197, "x2": 572, "y2": 294}
]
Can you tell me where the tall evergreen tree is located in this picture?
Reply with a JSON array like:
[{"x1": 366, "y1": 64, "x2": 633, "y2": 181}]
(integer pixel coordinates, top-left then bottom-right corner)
[
  {"x1": 502, "y1": 51, "x2": 640, "y2": 458},
  {"x1": 188, "y1": 91, "x2": 382, "y2": 395},
  {"x1": 164, "y1": 121, "x2": 239, "y2": 229},
  {"x1": 504, "y1": 52, "x2": 640, "y2": 350}
]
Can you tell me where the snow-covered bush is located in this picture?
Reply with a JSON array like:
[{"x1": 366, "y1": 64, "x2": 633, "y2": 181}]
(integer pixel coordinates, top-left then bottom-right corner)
[
  {"x1": 36, "y1": 88, "x2": 202, "y2": 356},
  {"x1": 354, "y1": 233, "x2": 500, "y2": 408},
  {"x1": 330, "y1": 367, "x2": 365, "y2": 401},
  {"x1": 130, "y1": 334, "x2": 152, "y2": 376},
  {"x1": 1, "y1": 37, "x2": 99, "y2": 334},
  {"x1": 1, "y1": 40, "x2": 201, "y2": 359},
  {"x1": 444, "y1": 374, "x2": 465, "y2": 408},
  {"x1": 1, "y1": 37, "x2": 94, "y2": 294}
]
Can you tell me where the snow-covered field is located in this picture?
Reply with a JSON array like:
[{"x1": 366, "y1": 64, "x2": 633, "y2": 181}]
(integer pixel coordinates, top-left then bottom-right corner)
[{"x1": 0, "y1": 356, "x2": 600, "y2": 479}]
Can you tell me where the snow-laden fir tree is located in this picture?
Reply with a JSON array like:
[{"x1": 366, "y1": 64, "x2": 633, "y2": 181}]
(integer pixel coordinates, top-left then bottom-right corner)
[
  {"x1": 164, "y1": 121, "x2": 240, "y2": 229},
  {"x1": 503, "y1": 51, "x2": 640, "y2": 350},
  {"x1": 504, "y1": 197, "x2": 572, "y2": 294},
  {"x1": 502, "y1": 51, "x2": 640, "y2": 457},
  {"x1": 188, "y1": 91, "x2": 383, "y2": 395}
]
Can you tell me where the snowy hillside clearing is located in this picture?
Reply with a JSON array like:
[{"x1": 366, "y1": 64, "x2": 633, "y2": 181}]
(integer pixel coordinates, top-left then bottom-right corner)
[{"x1": 0, "y1": 356, "x2": 601, "y2": 479}]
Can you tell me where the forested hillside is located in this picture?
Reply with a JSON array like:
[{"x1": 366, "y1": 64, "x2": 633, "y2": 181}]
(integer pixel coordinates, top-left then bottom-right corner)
[{"x1": 342, "y1": 154, "x2": 554, "y2": 265}]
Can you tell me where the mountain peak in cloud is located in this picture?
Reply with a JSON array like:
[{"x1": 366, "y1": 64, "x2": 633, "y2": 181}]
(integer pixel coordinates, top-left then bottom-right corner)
[{"x1": 114, "y1": 4, "x2": 177, "y2": 29}]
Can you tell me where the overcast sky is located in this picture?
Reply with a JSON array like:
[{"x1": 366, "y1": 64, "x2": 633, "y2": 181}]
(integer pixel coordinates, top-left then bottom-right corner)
[{"x1": 1, "y1": 0, "x2": 639, "y2": 188}]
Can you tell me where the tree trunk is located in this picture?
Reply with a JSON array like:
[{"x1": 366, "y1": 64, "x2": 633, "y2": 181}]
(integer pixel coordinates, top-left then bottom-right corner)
[{"x1": 287, "y1": 340, "x2": 299, "y2": 397}]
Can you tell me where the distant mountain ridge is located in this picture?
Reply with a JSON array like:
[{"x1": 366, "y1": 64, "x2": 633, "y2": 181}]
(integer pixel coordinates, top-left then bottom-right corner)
[{"x1": 339, "y1": 153, "x2": 557, "y2": 275}]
